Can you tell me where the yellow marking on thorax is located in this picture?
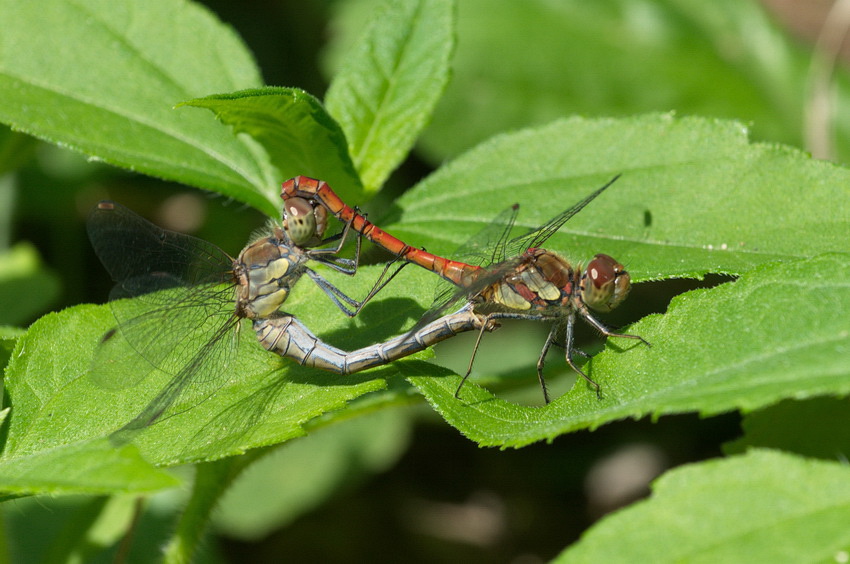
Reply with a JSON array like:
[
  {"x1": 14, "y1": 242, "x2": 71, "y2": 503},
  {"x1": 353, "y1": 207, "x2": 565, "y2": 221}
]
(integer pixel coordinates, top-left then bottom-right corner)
[
  {"x1": 493, "y1": 283, "x2": 531, "y2": 310},
  {"x1": 519, "y1": 267, "x2": 561, "y2": 301},
  {"x1": 250, "y1": 288, "x2": 290, "y2": 318}
]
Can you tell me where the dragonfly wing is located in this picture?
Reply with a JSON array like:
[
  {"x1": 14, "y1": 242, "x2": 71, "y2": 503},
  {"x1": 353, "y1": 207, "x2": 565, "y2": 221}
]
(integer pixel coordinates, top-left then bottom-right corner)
[
  {"x1": 448, "y1": 204, "x2": 520, "y2": 267},
  {"x1": 114, "y1": 315, "x2": 242, "y2": 433},
  {"x1": 413, "y1": 257, "x2": 524, "y2": 331},
  {"x1": 96, "y1": 284, "x2": 236, "y2": 383},
  {"x1": 87, "y1": 201, "x2": 240, "y2": 422},
  {"x1": 87, "y1": 200, "x2": 234, "y2": 289},
  {"x1": 503, "y1": 175, "x2": 620, "y2": 258},
  {"x1": 91, "y1": 284, "x2": 242, "y2": 434},
  {"x1": 413, "y1": 203, "x2": 520, "y2": 325}
]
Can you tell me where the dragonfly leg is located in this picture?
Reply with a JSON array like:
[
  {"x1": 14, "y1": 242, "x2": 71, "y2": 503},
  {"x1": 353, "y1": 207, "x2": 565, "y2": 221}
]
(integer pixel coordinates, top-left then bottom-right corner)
[
  {"x1": 348, "y1": 258, "x2": 409, "y2": 316},
  {"x1": 579, "y1": 308, "x2": 651, "y2": 348},
  {"x1": 305, "y1": 206, "x2": 361, "y2": 270},
  {"x1": 535, "y1": 324, "x2": 560, "y2": 404},
  {"x1": 548, "y1": 339, "x2": 590, "y2": 358},
  {"x1": 311, "y1": 254, "x2": 357, "y2": 274},
  {"x1": 298, "y1": 208, "x2": 360, "y2": 278},
  {"x1": 564, "y1": 312, "x2": 602, "y2": 399},
  {"x1": 455, "y1": 314, "x2": 495, "y2": 399},
  {"x1": 304, "y1": 258, "x2": 409, "y2": 318},
  {"x1": 305, "y1": 268, "x2": 361, "y2": 316}
]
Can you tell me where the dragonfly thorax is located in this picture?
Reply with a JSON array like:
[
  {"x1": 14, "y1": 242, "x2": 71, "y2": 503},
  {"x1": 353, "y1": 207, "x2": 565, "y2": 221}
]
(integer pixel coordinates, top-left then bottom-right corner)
[
  {"x1": 235, "y1": 231, "x2": 307, "y2": 319},
  {"x1": 477, "y1": 249, "x2": 577, "y2": 312}
]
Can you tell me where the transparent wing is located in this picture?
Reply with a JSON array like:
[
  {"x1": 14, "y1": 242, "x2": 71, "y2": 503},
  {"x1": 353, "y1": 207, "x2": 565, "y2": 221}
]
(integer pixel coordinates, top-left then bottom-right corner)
[
  {"x1": 413, "y1": 176, "x2": 621, "y2": 330},
  {"x1": 87, "y1": 201, "x2": 241, "y2": 429},
  {"x1": 110, "y1": 314, "x2": 243, "y2": 433},
  {"x1": 95, "y1": 284, "x2": 237, "y2": 387},
  {"x1": 448, "y1": 204, "x2": 520, "y2": 267},
  {"x1": 409, "y1": 204, "x2": 520, "y2": 329},
  {"x1": 411, "y1": 256, "x2": 524, "y2": 333},
  {"x1": 87, "y1": 201, "x2": 234, "y2": 291},
  {"x1": 503, "y1": 175, "x2": 620, "y2": 258}
]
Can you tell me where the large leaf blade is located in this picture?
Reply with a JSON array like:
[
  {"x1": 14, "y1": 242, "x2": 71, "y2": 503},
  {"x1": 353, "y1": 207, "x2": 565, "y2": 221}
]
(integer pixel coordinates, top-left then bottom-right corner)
[
  {"x1": 0, "y1": 0, "x2": 278, "y2": 214},
  {"x1": 182, "y1": 87, "x2": 364, "y2": 205},
  {"x1": 325, "y1": 0, "x2": 455, "y2": 193},
  {"x1": 555, "y1": 450, "x2": 850, "y2": 563},
  {"x1": 383, "y1": 115, "x2": 849, "y2": 282}
]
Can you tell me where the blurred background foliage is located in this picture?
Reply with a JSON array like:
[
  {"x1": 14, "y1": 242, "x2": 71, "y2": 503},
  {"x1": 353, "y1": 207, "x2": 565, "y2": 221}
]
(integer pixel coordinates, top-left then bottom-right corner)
[{"x1": 3, "y1": 0, "x2": 848, "y2": 561}]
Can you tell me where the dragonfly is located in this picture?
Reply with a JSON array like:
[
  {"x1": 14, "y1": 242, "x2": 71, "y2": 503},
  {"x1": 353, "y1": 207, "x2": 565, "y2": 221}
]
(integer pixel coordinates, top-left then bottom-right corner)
[
  {"x1": 281, "y1": 175, "x2": 649, "y2": 403},
  {"x1": 87, "y1": 201, "x2": 491, "y2": 432}
]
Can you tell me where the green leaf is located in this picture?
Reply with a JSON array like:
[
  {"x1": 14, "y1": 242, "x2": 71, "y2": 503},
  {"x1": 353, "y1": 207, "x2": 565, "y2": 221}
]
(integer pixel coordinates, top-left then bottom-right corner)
[
  {"x1": 383, "y1": 115, "x2": 849, "y2": 282},
  {"x1": 0, "y1": 0, "x2": 278, "y2": 214},
  {"x1": 181, "y1": 87, "x2": 364, "y2": 205},
  {"x1": 411, "y1": 253, "x2": 850, "y2": 446},
  {"x1": 0, "y1": 438, "x2": 178, "y2": 496},
  {"x1": 0, "y1": 242, "x2": 61, "y2": 326},
  {"x1": 555, "y1": 450, "x2": 850, "y2": 563},
  {"x1": 724, "y1": 398, "x2": 850, "y2": 460},
  {"x1": 325, "y1": 0, "x2": 455, "y2": 193}
]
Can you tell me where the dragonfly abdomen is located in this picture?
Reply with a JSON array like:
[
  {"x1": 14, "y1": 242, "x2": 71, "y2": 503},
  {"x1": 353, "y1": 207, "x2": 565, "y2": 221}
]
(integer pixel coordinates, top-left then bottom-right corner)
[{"x1": 254, "y1": 308, "x2": 494, "y2": 375}]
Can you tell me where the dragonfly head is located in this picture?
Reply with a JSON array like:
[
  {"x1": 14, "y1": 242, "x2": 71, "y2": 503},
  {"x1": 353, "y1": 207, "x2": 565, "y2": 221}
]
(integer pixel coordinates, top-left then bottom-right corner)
[
  {"x1": 580, "y1": 254, "x2": 631, "y2": 312},
  {"x1": 283, "y1": 197, "x2": 328, "y2": 247}
]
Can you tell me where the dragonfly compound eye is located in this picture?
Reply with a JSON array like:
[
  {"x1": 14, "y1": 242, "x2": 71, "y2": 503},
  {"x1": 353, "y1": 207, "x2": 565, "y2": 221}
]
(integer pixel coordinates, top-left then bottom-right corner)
[
  {"x1": 582, "y1": 254, "x2": 631, "y2": 312},
  {"x1": 284, "y1": 197, "x2": 323, "y2": 246}
]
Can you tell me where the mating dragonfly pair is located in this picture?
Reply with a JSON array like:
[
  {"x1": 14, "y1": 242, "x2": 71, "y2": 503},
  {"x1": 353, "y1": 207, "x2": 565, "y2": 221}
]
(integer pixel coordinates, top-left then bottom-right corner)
[{"x1": 88, "y1": 176, "x2": 647, "y2": 431}]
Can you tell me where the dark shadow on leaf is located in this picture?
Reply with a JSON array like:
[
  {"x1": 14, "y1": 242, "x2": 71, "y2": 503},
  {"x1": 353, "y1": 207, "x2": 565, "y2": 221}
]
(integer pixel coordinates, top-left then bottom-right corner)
[
  {"x1": 607, "y1": 274, "x2": 736, "y2": 327},
  {"x1": 308, "y1": 296, "x2": 426, "y2": 350},
  {"x1": 272, "y1": 359, "x2": 398, "y2": 389},
  {"x1": 373, "y1": 201, "x2": 405, "y2": 227}
]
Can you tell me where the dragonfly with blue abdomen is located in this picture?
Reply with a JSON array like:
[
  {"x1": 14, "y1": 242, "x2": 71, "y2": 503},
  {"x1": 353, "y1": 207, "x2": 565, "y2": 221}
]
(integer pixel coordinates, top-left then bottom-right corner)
[{"x1": 88, "y1": 200, "x2": 492, "y2": 432}]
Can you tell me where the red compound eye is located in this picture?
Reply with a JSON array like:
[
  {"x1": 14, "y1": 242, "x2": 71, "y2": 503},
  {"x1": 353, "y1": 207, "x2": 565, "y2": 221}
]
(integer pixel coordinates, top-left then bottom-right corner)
[
  {"x1": 283, "y1": 197, "x2": 320, "y2": 246},
  {"x1": 582, "y1": 254, "x2": 631, "y2": 312},
  {"x1": 588, "y1": 254, "x2": 616, "y2": 288}
]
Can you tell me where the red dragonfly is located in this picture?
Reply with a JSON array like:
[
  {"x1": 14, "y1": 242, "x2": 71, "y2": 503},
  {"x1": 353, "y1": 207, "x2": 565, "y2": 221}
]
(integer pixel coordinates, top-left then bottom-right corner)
[{"x1": 281, "y1": 175, "x2": 649, "y2": 402}]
